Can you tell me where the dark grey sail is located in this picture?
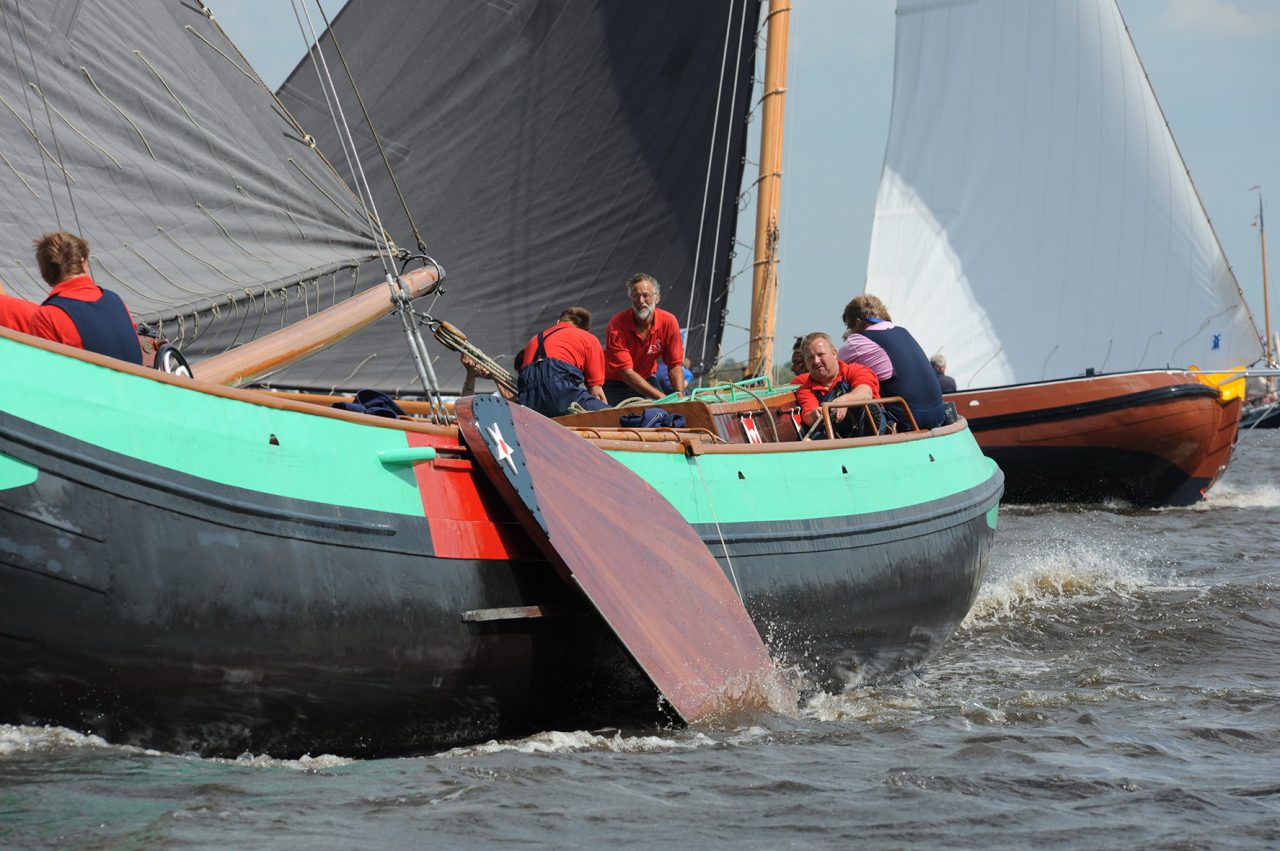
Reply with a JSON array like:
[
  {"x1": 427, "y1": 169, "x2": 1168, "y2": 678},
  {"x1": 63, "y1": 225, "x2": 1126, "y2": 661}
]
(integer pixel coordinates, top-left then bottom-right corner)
[
  {"x1": 0, "y1": 0, "x2": 384, "y2": 361},
  {"x1": 276, "y1": 0, "x2": 761, "y2": 392}
]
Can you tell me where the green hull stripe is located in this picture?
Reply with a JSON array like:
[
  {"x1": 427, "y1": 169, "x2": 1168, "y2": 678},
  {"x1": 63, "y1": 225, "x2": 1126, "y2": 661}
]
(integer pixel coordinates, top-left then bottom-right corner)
[
  {"x1": 1, "y1": 337, "x2": 422, "y2": 515},
  {"x1": 607, "y1": 430, "x2": 1000, "y2": 524},
  {"x1": 0, "y1": 451, "x2": 38, "y2": 491}
]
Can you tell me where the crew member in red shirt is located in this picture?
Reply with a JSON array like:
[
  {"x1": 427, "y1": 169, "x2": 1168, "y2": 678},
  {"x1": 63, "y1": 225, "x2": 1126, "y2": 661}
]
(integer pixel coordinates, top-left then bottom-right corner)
[
  {"x1": 515, "y1": 306, "x2": 610, "y2": 417},
  {"x1": 603, "y1": 273, "x2": 686, "y2": 405},
  {"x1": 0, "y1": 276, "x2": 38, "y2": 336},
  {"x1": 0, "y1": 231, "x2": 142, "y2": 364},
  {"x1": 795, "y1": 331, "x2": 881, "y2": 439}
]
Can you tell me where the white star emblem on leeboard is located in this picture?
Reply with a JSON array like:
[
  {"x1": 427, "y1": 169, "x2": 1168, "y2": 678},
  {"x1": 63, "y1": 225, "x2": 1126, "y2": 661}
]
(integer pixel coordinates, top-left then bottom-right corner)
[{"x1": 486, "y1": 421, "x2": 519, "y2": 476}]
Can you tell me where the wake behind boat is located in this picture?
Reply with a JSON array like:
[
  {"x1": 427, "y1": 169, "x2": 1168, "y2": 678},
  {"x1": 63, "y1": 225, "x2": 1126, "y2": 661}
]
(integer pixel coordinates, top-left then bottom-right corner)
[{"x1": 866, "y1": 0, "x2": 1263, "y2": 506}]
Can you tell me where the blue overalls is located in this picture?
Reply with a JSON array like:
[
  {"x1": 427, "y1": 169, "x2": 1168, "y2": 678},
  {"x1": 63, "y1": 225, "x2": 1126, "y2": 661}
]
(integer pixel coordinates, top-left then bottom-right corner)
[
  {"x1": 516, "y1": 327, "x2": 609, "y2": 418},
  {"x1": 809, "y1": 379, "x2": 885, "y2": 440},
  {"x1": 43, "y1": 288, "x2": 143, "y2": 365}
]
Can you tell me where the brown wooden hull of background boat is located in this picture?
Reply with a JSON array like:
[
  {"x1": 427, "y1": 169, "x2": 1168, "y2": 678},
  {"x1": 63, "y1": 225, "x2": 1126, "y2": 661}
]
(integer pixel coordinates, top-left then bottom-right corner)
[{"x1": 948, "y1": 372, "x2": 1240, "y2": 506}]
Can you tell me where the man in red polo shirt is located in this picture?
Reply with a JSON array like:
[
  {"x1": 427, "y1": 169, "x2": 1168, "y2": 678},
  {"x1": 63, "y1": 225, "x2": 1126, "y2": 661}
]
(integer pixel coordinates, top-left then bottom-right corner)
[
  {"x1": 0, "y1": 277, "x2": 37, "y2": 335},
  {"x1": 795, "y1": 331, "x2": 881, "y2": 439},
  {"x1": 515, "y1": 306, "x2": 610, "y2": 417},
  {"x1": 0, "y1": 231, "x2": 142, "y2": 364},
  {"x1": 603, "y1": 273, "x2": 686, "y2": 405}
]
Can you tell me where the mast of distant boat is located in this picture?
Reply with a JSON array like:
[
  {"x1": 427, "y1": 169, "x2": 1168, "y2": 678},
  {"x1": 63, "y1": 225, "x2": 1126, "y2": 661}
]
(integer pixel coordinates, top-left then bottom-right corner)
[
  {"x1": 1255, "y1": 187, "x2": 1272, "y2": 368},
  {"x1": 746, "y1": 0, "x2": 791, "y2": 379}
]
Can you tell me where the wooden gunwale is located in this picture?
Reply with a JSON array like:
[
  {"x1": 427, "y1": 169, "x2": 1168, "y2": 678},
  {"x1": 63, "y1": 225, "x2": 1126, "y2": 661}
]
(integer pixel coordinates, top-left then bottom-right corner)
[{"x1": 579, "y1": 417, "x2": 971, "y2": 455}]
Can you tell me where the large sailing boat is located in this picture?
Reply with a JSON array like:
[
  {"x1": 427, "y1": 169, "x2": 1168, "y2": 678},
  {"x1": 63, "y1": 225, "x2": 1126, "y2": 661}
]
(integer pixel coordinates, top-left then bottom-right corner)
[
  {"x1": 0, "y1": 0, "x2": 1002, "y2": 757},
  {"x1": 865, "y1": 0, "x2": 1260, "y2": 506}
]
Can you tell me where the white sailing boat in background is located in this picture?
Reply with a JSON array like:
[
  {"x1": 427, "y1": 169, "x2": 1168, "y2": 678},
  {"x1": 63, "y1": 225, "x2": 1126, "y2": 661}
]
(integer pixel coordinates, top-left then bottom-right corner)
[{"x1": 865, "y1": 0, "x2": 1262, "y2": 506}]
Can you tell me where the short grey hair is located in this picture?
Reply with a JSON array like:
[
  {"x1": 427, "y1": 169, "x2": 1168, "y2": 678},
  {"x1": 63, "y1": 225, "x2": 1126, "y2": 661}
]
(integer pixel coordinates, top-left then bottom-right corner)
[
  {"x1": 626, "y1": 272, "x2": 660, "y2": 298},
  {"x1": 930, "y1": 354, "x2": 947, "y2": 371}
]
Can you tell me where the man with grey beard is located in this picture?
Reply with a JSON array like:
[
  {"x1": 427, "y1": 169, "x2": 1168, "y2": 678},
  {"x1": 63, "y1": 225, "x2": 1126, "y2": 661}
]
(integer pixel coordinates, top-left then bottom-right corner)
[{"x1": 601, "y1": 273, "x2": 687, "y2": 405}]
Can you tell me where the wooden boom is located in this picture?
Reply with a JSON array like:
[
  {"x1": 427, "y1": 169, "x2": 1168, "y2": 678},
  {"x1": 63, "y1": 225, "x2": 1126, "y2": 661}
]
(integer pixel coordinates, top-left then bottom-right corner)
[{"x1": 194, "y1": 266, "x2": 439, "y2": 387}]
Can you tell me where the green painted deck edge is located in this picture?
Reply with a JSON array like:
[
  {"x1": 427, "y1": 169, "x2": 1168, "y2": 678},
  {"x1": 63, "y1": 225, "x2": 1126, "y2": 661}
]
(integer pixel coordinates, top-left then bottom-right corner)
[
  {"x1": 0, "y1": 337, "x2": 422, "y2": 515},
  {"x1": 607, "y1": 429, "x2": 1000, "y2": 524},
  {"x1": 0, "y1": 451, "x2": 38, "y2": 491}
]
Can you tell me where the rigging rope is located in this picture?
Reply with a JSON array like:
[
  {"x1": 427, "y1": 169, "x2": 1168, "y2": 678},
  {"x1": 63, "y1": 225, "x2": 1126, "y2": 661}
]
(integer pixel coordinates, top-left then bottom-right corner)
[
  {"x1": 291, "y1": 0, "x2": 450, "y2": 419},
  {"x1": 315, "y1": 2, "x2": 430, "y2": 256},
  {"x1": 691, "y1": 4, "x2": 757, "y2": 371},
  {"x1": 3, "y1": 1, "x2": 83, "y2": 235},
  {"x1": 685, "y1": 0, "x2": 739, "y2": 333}
]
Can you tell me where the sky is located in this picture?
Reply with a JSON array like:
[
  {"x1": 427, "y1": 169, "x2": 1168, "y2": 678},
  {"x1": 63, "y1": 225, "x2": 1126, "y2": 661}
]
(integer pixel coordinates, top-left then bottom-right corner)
[{"x1": 213, "y1": 0, "x2": 1280, "y2": 367}]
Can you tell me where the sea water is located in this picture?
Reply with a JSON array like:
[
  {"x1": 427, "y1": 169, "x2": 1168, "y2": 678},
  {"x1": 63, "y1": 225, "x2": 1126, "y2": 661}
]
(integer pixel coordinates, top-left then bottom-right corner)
[{"x1": 3, "y1": 431, "x2": 1278, "y2": 849}]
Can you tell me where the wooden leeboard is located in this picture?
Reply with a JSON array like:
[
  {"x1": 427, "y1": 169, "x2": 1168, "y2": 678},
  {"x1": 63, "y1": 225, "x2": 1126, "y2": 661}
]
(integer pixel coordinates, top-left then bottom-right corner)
[{"x1": 455, "y1": 395, "x2": 775, "y2": 723}]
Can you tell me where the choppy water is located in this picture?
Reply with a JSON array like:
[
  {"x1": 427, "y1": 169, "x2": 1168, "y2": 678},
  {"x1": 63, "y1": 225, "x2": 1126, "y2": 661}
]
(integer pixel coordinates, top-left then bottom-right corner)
[{"x1": 4, "y1": 432, "x2": 1279, "y2": 849}]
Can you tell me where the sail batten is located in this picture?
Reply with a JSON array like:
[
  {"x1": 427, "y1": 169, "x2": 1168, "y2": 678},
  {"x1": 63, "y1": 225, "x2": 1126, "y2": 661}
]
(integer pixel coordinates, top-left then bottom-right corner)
[{"x1": 867, "y1": 0, "x2": 1262, "y2": 389}]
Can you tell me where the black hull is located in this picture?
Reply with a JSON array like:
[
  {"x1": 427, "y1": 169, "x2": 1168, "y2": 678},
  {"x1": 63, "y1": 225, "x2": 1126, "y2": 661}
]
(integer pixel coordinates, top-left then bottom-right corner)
[
  {"x1": 0, "y1": 416, "x2": 658, "y2": 756},
  {"x1": 1241, "y1": 402, "x2": 1280, "y2": 430},
  {"x1": 982, "y1": 445, "x2": 1212, "y2": 506},
  {"x1": 702, "y1": 482, "x2": 999, "y2": 685},
  {"x1": 1, "y1": 412, "x2": 1000, "y2": 756}
]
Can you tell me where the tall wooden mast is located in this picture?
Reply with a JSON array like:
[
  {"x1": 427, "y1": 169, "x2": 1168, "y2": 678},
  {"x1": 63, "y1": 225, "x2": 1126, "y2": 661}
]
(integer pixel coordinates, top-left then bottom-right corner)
[
  {"x1": 747, "y1": 0, "x2": 791, "y2": 378},
  {"x1": 1257, "y1": 189, "x2": 1272, "y2": 367}
]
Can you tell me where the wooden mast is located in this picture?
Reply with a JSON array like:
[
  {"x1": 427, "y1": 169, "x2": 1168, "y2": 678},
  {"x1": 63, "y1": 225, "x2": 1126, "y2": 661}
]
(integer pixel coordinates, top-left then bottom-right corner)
[
  {"x1": 746, "y1": 0, "x2": 791, "y2": 379},
  {"x1": 1258, "y1": 189, "x2": 1272, "y2": 367}
]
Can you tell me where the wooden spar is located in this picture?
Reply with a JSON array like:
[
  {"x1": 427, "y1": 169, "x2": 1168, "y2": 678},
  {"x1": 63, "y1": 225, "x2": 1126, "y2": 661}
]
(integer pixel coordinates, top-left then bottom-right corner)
[
  {"x1": 455, "y1": 395, "x2": 778, "y2": 724},
  {"x1": 1258, "y1": 190, "x2": 1272, "y2": 367},
  {"x1": 746, "y1": 0, "x2": 792, "y2": 379},
  {"x1": 193, "y1": 266, "x2": 440, "y2": 386}
]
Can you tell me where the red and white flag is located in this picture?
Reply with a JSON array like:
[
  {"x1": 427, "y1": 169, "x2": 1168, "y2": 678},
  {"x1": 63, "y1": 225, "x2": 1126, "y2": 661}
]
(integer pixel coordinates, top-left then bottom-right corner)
[{"x1": 741, "y1": 414, "x2": 762, "y2": 444}]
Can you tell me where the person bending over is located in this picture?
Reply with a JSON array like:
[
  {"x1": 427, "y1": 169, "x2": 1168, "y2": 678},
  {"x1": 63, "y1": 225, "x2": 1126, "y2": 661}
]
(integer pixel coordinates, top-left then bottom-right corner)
[{"x1": 516, "y1": 306, "x2": 610, "y2": 417}]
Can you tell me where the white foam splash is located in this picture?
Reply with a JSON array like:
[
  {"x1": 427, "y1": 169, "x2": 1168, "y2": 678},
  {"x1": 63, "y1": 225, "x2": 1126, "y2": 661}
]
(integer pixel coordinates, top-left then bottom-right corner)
[
  {"x1": 964, "y1": 538, "x2": 1159, "y2": 625},
  {"x1": 211, "y1": 752, "x2": 354, "y2": 771},
  {"x1": 0, "y1": 724, "x2": 112, "y2": 755},
  {"x1": 435, "y1": 728, "x2": 716, "y2": 758},
  {"x1": 1192, "y1": 481, "x2": 1280, "y2": 510}
]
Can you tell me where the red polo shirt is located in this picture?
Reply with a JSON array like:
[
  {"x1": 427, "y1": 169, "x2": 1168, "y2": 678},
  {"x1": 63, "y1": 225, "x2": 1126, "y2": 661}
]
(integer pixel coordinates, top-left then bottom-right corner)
[
  {"x1": 0, "y1": 294, "x2": 38, "y2": 336},
  {"x1": 519, "y1": 321, "x2": 606, "y2": 387},
  {"x1": 604, "y1": 307, "x2": 683, "y2": 381},
  {"x1": 794, "y1": 361, "x2": 880, "y2": 417}
]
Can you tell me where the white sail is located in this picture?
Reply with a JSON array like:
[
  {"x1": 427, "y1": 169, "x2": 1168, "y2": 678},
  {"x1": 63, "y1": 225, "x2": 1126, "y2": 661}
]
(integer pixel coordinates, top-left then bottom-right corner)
[{"x1": 866, "y1": 0, "x2": 1262, "y2": 389}]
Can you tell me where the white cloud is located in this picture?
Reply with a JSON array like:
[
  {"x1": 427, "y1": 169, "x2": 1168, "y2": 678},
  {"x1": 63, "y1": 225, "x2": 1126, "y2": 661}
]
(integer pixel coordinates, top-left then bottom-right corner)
[{"x1": 1163, "y1": 0, "x2": 1280, "y2": 37}]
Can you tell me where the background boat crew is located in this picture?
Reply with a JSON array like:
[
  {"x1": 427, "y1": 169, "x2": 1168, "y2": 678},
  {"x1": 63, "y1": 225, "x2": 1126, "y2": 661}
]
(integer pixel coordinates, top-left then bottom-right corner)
[
  {"x1": 839, "y1": 294, "x2": 945, "y2": 430},
  {"x1": 602, "y1": 273, "x2": 686, "y2": 405},
  {"x1": 931, "y1": 353, "x2": 958, "y2": 393},
  {"x1": 795, "y1": 331, "x2": 880, "y2": 438},
  {"x1": 789, "y1": 335, "x2": 806, "y2": 383},
  {"x1": 515, "y1": 306, "x2": 609, "y2": 417},
  {"x1": 0, "y1": 232, "x2": 142, "y2": 364}
]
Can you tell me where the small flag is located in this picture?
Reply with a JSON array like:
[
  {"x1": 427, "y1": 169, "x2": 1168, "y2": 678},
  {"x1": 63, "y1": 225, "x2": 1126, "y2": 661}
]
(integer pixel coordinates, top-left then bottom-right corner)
[
  {"x1": 1212, "y1": 333, "x2": 1221, "y2": 351},
  {"x1": 741, "y1": 414, "x2": 762, "y2": 444}
]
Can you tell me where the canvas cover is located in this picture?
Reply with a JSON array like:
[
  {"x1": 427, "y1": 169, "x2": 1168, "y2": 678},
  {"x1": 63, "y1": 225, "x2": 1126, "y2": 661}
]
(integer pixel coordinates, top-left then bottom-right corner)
[
  {"x1": 0, "y1": 0, "x2": 384, "y2": 367},
  {"x1": 277, "y1": 0, "x2": 761, "y2": 392},
  {"x1": 865, "y1": 0, "x2": 1262, "y2": 389}
]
